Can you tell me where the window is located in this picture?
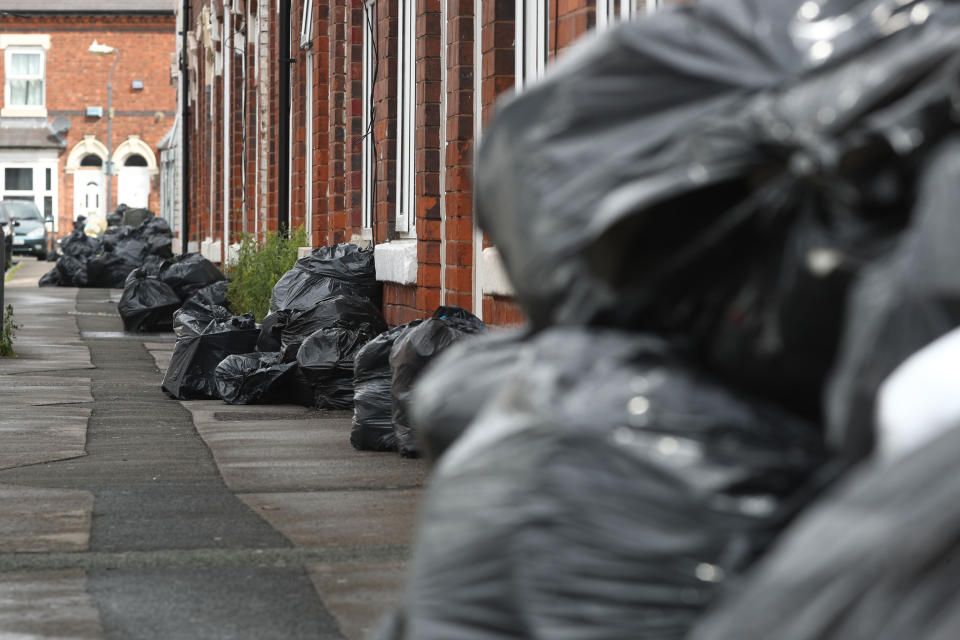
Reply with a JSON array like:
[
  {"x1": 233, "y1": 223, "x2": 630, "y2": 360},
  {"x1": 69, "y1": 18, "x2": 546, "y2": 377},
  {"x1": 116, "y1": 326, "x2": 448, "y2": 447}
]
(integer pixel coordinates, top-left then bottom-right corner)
[
  {"x1": 125, "y1": 154, "x2": 148, "y2": 167},
  {"x1": 80, "y1": 154, "x2": 103, "y2": 167},
  {"x1": 361, "y1": 0, "x2": 375, "y2": 230},
  {"x1": 5, "y1": 47, "x2": 44, "y2": 109},
  {"x1": 596, "y1": 0, "x2": 671, "y2": 30},
  {"x1": 5, "y1": 168, "x2": 32, "y2": 191},
  {"x1": 300, "y1": 0, "x2": 314, "y2": 49},
  {"x1": 515, "y1": 0, "x2": 548, "y2": 91},
  {"x1": 395, "y1": 0, "x2": 415, "y2": 234}
]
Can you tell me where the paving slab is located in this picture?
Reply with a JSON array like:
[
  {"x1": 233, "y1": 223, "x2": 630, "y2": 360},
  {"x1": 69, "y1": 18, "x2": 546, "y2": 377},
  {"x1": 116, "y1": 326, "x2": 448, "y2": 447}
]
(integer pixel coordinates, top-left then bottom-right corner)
[
  {"x1": 143, "y1": 342, "x2": 175, "y2": 374},
  {"x1": 308, "y1": 562, "x2": 408, "y2": 640},
  {"x1": 239, "y1": 490, "x2": 422, "y2": 548},
  {"x1": 0, "y1": 571, "x2": 104, "y2": 640},
  {"x1": 0, "y1": 374, "x2": 93, "y2": 406},
  {"x1": 0, "y1": 484, "x2": 93, "y2": 553},
  {"x1": 182, "y1": 402, "x2": 428, "y2": 492},
  {"x1": 0, "y1": 405, "x2": 91, "y2": 470}
]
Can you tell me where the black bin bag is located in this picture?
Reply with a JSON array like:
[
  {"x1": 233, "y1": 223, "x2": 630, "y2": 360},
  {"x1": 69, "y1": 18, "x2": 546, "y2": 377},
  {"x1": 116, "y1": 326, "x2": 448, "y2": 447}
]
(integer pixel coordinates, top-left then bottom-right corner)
[
  {"x1": 388, "y1": 306, "x2": 487, "y2": 458},
  {"x1": 117, "y1": 269, "x2": 182, "y2": 332},
  {"x1": 55, "y1": 254, "x2": 88, "y2": 287},
  {"x1": 214, "y1": 351, "x2": 314, "y2": 405},
  {"x1": 410, "y1": 331, "x2": 525, "y2": 464},
  {"x1": 689, "y1": 423, "x2": 960, "y2": 640},
  {"x1": 279, "y1": 294, "x2": 387, "y2": 362},
  {"x1": 379, "y1": 329, "x2": 825, "y2": 640},
  {"x1": 350, "y1": 321, "x2": 423, "y2": 452},
  {"x1": 296, "y1": 326, "x2": 378, "y2": 409},
  {"x1": 86, "y1": 238, "x2": 147, "y2": 288},
  {"x1": 38, "y1": 267, "x2": 61, "y2": 287},
  {"x1": 270, "y1": 243, "x2": 380, "y2": 313},
  {"x1": 184, "y1": 280, "x2": 231, "y2": 311},
  {"x1": 161, "y1": 304, "x2": 260, "y2": 400},
  {"x1": 160, "y1": 253, "x2": 226, "y2": 300}
]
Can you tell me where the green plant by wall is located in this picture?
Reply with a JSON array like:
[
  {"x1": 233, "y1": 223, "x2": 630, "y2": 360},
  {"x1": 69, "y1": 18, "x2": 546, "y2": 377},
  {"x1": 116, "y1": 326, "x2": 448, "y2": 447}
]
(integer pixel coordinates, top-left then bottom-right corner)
[
  {"x1": 0, "y1": 304, "x2": 20, "y2": 357},
  {"x1": 227, "y1": 228, "x2": 308, "y2": 321}
]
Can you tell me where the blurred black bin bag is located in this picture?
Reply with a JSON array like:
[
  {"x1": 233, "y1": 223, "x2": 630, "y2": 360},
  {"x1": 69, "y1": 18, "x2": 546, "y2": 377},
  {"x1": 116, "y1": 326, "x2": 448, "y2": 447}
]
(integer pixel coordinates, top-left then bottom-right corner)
[
  {"x1": 379, "y1": 329, "x2": 825, "y2": 640},
  {"x1": 296, "y1": 326, "x2": 378, "y2": 409},
  {"x1": 160, "y1": 253, "x2": 226, "y2": 300},
  {"x1": 161, "y1": 304, "x2": 259, "y2": 400},
  {"x1": 474, "y1": 0, "x2": 960, "y2": 429},
  {"x1": 389, "y1": 306, "x2": 487, "y2": 458},
  {"x1": 270, "y1": 243, "x2": 381, "y2": 313},
  {"x1": 350, "y1": 321, "x2": 423, "y2": 452},
  {"x1": 279, "y1": 294, "x2": 387, "y2": 362},
  {"x1": 689, "y1": 423, "x2": 960, "y2": 640},
  {"x1": 410, "y1": 331, "x2": 525, "y2": 464},
  {"x1": 214, "y1": 351, "x2": 314, "y2": 405},
  {"x1": 118, "y1": 269, "x2": 182, "y2": 333}
]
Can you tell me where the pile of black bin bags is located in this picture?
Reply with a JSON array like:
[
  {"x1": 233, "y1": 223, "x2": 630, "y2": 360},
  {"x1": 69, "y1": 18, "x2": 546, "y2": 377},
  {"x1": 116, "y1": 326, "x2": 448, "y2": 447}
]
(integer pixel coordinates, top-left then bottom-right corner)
[
  {"x1": 375, "y1": 0, "x2": 960, "y2": 638},
  {"x1": 39, "y1": 212, "x2": 174, "y2": 288}
]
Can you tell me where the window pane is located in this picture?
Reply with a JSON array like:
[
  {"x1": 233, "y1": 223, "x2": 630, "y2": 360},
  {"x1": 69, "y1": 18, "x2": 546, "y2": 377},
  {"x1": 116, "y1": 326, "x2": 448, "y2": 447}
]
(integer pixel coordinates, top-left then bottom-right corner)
[
  {"x1": 80, "y1": 155, "x2": 103, "y2": 167},
  {"x1": 9, "y1": 79, "x2": 42, "y2": 106},
  {"x1": 5, "y1": 167, "x2": 32, "y2": 191},
  {"x1": 10, "y1": 52, "x2": 41, "y2": 76},
  {"x1": 45, "y1": 168, "x2": 51, "y2": 191},
  {"x1": 44, "y1": 196, "x2": 52, "y2": 218}
]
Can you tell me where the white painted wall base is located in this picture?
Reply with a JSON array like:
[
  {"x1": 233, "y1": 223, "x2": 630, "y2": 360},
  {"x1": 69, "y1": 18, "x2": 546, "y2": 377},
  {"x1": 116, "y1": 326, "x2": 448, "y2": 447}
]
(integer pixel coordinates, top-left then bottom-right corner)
[
  {"x1": 481, "y1": 246, "x2": 515, "y2": 297},
  {"x1": 187, "y1": 240, "x2": 199, "y2": 254},
  {"x1": 374, "y1": 240, "x2": 417, "y2": 285},
  {"x1": 200, "y1": 239, "x2": 222, "y2": 263},
  {"x1": 349, "y1": 228, "x2": 373, "y2": 249},
  {"x1": 297, "y1": 246, "x2": 313, "y2": 259}
]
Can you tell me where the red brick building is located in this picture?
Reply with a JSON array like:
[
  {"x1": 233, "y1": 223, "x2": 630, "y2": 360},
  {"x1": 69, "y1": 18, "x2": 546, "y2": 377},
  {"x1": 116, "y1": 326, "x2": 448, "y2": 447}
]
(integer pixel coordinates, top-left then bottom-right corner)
[
  {"x1": 0, "y1": 1, "x2": 177, "y2": 238},
  {"x1": 180, "y1": 0, "x2": 678, "y2": 327}
]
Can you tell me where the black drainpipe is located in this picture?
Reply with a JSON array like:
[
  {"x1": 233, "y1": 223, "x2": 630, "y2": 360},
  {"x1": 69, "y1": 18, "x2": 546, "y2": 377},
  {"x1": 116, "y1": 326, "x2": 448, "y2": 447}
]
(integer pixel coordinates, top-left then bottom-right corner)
[
  {"x1": 278, "y1": 0, "x2": 291, "y2": 237},
  {"x1": 180, "y1": 0, "x2": 190, "y2": 254}
]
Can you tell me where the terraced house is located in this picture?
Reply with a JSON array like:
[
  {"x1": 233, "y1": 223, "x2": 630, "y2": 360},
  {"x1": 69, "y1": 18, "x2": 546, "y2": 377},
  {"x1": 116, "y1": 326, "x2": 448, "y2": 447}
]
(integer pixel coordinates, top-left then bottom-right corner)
[
  {"x1": 176, "y1": 0, "x2": 681, "y2": 327},
  {"x1": 0, "y1": 1, "x2": 177, "y2": 238}
]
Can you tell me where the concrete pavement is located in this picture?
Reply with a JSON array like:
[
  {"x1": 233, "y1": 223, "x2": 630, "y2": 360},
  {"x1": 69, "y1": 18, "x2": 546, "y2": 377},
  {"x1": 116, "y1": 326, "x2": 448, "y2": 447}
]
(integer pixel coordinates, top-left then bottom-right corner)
[{"x1": 0, "y1": 259, "x2": 427, "y2": 639}]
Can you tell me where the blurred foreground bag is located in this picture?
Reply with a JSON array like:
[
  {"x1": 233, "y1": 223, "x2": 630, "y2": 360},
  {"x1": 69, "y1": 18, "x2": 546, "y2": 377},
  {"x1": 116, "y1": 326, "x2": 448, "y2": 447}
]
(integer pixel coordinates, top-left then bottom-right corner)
[
  {"x1": 350, "y1": 321, "x2": 423, "y2": 452},
  {"x1": 381, "y1": 329, "x2": 824, "y2": 640},
  {"x1": 690, "y1": 423, "x2": 960, "y2": 640},
  {"x1": 389, "y1": 307, "x2": 487, "y2": 458},
  {"x1": 410, "y1": 331, "x2": 525, "y2": 464},
  {"x1": 214, "y1": 351, "x2": 314, "y2": 405},
  {"x1": 476, "y1": 0, "x2": 960, "y2": 429},
  {"x1": 117, "y1": 269, "x2": 182, "y2": 332},
  {"x1": 161, "y1": 303, "x2": 259, "y2": 400}
]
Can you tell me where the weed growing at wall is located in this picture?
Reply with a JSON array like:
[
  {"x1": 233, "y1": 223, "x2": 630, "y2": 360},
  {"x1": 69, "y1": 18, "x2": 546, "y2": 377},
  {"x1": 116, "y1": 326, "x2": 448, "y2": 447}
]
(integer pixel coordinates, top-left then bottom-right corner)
[
  {"x1": 0, "y1": 305, "x2": 20, "y2": 357},
  {"x1": 227, "y1": 228, "x2": 308, "y2": 321}
]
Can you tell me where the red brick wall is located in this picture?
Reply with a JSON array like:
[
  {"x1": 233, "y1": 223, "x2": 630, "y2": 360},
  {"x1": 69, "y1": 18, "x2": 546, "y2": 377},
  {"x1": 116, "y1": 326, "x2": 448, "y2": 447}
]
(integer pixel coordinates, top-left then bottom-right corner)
[{"x1": 0, "y1": 13, "x2": 176, "y2": 236}]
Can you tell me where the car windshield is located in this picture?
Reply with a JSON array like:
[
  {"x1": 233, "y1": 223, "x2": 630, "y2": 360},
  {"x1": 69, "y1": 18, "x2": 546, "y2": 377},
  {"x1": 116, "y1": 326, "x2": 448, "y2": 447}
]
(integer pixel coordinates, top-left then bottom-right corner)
[{"x1": 3, "y1": 201, "x2": 42, "y2": 221}]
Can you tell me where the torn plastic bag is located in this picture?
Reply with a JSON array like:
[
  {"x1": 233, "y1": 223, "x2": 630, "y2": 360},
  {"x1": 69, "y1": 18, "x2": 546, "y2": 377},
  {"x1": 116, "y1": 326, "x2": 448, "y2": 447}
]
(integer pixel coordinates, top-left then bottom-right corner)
[
  {"x1": 382, "y1": 328, "x2": 825, "y2": 640},
  {"x1": 474, "y1": 0, "x2": 960, "y2": 344},
  {"x1": 296, "y1": 325, "x2": 378, "y2": 409},
  {"x1": 825, "y1": 139, "x2": 960, "y2": 460},
  {"x1": 160, "y1": 253, "x2": 226, "y2": 300},
  {"x1": 270, "y1": 243, "x2": 380, "y2": 313},
  {"x1": 389, "y1": 307, "x2": 487, "y2": 458},
  {"x1": 410, "y1": 331, "x2": 525, "y2": 464},
  {"x1": 689, "y1": 421, "x2": 960, "y2": 640},
  {"x1": 279, "y1": 295, "x2": 387, "y2": 362},
  {"x1": 161, "y1": 307, "x2": 260, "y2": 400},
  {"x1": 38, "y1": 267, "x2": 61, "y2": 287},
  {"x1": 351, "y1": 321, "x2": 423, "y2": 452},
  {"x1": 55, "y1": 254, "x2": 89, "y2": 287},
  {"x1": 214, "y1": 351, "x2": 315, "y2": 405},
  {"x1": 117, "y1": 269, "x2": 182, "y2": 332}
]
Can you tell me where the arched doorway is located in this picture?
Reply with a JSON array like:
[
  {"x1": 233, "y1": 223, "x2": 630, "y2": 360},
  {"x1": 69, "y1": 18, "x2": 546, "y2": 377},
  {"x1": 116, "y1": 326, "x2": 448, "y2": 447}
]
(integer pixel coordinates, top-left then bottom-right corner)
[
  {"x1": 66, "y1": 136, "x2": 108, "y2": 220},
  {"x1": 117, "y1": 153, "x2": 150, "y2": 208}
]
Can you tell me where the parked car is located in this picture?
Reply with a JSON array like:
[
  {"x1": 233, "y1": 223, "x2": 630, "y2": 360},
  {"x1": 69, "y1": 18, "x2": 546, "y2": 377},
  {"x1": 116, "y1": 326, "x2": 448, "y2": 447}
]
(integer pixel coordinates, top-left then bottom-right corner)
[
  {"x1": 0, "y1": 207, "x2": 15, "y2": 270},
  {"x1": 1, "y1": 200, "x2": 50, "y2": 260}
]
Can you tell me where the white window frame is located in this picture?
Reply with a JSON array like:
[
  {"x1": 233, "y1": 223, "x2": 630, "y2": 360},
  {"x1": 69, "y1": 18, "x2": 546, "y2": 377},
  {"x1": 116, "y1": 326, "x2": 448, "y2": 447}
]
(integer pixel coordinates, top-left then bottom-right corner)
[
  {"x1": 0, "y1": 160, "x2": 58, "y2": 230},
  {"x1": 3, "y1": 46, "x2": 46, "y2": 116},
  {"x1": 596, "y1": 0, "x2": 665, "y2": 30},
  {"x1": 304, "y1": 50, "x2": 314, "y2": 244},
  {"x1": 395, "y1": 0, "x2": 416, "y2": 236},
  {"x1": 300, "y1": 0, "x2": 314, "y2": 48},
  {"x1": 361, "y1": 0, "x2": 375, "y2": 231},
  {"x1": 515, "y1": 0, "x2": 547, "y2": 91}
]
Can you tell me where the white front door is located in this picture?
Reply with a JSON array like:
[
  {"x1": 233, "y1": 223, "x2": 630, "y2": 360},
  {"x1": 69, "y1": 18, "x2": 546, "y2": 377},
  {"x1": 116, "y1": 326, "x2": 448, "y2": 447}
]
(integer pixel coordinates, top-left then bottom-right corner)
[
  {"x1": 118, "y1": 167, "x2": 150, "y2": 209},
  {"x1": 74, "y1": 170, "x2": 105, "y2": 219}
]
